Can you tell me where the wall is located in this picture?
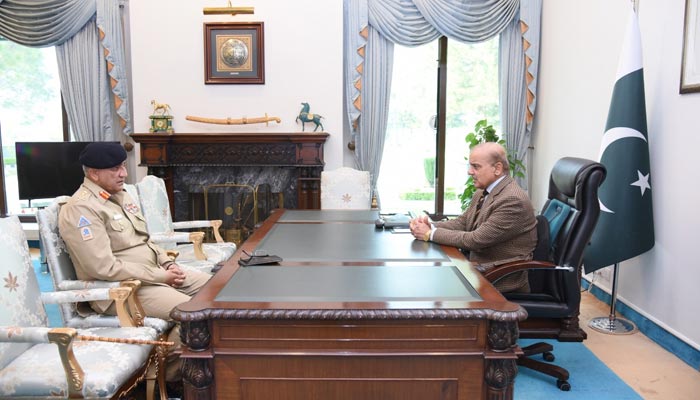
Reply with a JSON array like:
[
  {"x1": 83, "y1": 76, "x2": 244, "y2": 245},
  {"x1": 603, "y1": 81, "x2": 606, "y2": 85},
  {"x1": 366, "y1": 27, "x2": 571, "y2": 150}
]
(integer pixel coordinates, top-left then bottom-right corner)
[
  {"x1": 128, "y1": 0, "x2": 344, "y2": 180},
  {"x1": 533, "y1": 0, "x2": 700, "y2": 349}
]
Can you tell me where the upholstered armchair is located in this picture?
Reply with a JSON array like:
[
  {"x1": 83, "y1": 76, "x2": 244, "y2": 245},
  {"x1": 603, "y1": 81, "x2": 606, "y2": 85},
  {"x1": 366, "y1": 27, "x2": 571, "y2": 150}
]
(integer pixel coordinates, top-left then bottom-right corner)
[
  {"x1": 320, "y1": 167, "x2": 372, "y2": 209},
  {"x1": 0, "y1": 215, "x2": 164, "y2": 399},
  {"x1": 135, "y1": 176, "x2": 236, "y2": 273}
]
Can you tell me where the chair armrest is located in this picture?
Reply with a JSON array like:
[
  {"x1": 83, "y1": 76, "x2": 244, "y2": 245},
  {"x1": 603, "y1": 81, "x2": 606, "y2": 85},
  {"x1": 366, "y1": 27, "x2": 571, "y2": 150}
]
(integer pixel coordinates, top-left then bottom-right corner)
[
  {"x1": 481, "y1": 260, "x2": 575, "y2": 284},
  {"x1": 41, "y1": 286, "x2": 139, "y2": 327},
  {"x1": 172, "y1": 219, "x2": 224, "y2": 243}
]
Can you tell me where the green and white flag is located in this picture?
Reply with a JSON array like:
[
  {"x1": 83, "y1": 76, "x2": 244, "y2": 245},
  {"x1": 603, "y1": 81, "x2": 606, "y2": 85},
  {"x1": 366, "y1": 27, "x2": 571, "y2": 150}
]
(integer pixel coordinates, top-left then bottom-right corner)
[{"x1": 583, "y1": 8, "x2": 655, "y2": 273}]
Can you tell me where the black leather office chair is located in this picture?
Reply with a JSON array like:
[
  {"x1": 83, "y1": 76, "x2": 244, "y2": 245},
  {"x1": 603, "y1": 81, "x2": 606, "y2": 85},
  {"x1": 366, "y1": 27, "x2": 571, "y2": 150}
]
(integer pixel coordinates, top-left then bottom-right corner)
[{"x1": 483, "y1": 157, "x2": 606, "y2": 391}]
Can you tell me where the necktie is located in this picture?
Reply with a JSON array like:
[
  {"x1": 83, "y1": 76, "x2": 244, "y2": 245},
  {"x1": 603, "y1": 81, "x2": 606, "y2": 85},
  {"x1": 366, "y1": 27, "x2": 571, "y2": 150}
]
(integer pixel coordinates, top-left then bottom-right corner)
[{"x1": 476, "y1": 190, "x2": 489, "y2": 213}]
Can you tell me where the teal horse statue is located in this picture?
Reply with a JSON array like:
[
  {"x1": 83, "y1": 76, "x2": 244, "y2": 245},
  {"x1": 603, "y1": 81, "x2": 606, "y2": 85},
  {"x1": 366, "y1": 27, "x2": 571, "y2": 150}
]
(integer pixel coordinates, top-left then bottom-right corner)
[{"x1": 296, "y1": 102, "x2": 324, "y2": 132}]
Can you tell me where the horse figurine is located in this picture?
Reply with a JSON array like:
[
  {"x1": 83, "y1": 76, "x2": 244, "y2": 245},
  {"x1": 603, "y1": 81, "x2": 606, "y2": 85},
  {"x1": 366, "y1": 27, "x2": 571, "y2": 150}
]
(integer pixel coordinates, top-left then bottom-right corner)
[
  {"x1": 151, "y1": 99, "x2": 172, "y2": 116},
  {"x1": 296, "y1": 102, "x2": 324, "y2": 132}
]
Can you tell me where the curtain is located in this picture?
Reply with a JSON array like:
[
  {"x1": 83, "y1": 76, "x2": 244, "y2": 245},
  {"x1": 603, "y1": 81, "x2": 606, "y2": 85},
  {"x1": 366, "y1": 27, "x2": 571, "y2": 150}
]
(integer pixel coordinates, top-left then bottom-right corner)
[
  {"x1": 345, "y1": 0, "x2": 542, "y2": 201},
  {"x1": 0, "y1": 0, "x2": 133, "y2": 140}
]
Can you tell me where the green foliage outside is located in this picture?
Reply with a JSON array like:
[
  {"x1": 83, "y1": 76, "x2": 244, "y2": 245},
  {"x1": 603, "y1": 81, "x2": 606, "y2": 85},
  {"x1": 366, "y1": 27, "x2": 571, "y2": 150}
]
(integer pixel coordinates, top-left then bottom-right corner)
[
  {"x1": 459, "y1": 119, "x2": 526, "y2": 211},
  {"x1": 423, "y1": 157, "x2": 435, "y2": 187},
  {"x1": 401, "y1": 189, "x2": 457, "y2": 201}
]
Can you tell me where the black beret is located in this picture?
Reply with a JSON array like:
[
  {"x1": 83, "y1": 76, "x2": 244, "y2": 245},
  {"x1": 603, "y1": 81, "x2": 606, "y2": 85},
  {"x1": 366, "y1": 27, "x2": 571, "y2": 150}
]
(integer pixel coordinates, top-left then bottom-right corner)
[{"x1": 79, "y1": 142, "x2": 127, "y2": 169}]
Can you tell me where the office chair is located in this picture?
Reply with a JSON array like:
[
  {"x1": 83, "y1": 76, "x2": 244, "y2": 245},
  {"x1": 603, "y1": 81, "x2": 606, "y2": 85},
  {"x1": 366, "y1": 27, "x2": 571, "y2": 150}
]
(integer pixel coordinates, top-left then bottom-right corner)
[{"x1": 483, "y1": 157, "x2": 606, "y2": 391}]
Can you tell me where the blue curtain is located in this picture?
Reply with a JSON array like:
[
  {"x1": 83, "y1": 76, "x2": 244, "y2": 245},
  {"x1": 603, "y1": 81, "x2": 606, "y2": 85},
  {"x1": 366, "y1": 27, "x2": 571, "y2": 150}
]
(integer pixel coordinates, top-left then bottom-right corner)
[
  {"x1": 345, "y1": 0, "x2": 542, "y2": 199},
  {"x1": 0, "y1": 0, "x2": 133, "y2": 140}
]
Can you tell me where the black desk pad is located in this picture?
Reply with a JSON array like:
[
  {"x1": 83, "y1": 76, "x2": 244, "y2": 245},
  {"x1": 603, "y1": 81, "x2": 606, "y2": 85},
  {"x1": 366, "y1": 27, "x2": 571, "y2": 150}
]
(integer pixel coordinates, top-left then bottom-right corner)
[
  {"x1": 215, "y1": 265, "x2": 481, "y2": 303},
  {"x1": 255, "y1": 223, "x2": 449, "y2": 262}
]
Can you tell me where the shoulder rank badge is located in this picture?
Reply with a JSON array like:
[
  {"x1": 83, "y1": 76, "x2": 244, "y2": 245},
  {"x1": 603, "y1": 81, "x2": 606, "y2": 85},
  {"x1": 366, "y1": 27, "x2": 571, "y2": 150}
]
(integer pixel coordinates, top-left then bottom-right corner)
[
  {"x1": 99, "y1": 191, "x2": 111, "y2": 200},
  {"x1": 77, "y1": 216, "x2": 91, "y2": 227}
]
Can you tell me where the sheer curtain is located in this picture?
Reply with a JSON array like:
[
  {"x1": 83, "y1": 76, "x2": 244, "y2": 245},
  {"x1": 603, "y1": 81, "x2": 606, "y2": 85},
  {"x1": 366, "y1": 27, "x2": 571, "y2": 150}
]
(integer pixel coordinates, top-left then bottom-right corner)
[
  {"x1": 0, "y1": 0, "x2": 133, "y2": 141},
  {"x1": 344, "y1": 0, "x2": 542, "y2": 199}
]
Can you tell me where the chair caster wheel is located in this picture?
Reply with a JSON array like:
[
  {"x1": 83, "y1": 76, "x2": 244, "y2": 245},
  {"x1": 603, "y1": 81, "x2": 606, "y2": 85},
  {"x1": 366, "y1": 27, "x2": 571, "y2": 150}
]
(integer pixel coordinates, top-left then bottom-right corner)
[
  {"x1": 543, "y1": 351, "x2": 555, "y2": 362},
  {"x1": 557, "y1": 379, "x2": 571, "y2": 391}
]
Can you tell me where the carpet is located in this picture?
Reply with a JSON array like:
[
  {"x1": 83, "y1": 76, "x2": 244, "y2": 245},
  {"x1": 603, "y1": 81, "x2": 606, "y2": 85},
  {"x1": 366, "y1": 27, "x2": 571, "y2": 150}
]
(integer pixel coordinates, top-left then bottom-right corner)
[
  {"x1": 515, "y1": 339, "x2": 642, "y2": 399},
  {"x1": 31, "y1": 260, "x2": 641, "y2": 399}
]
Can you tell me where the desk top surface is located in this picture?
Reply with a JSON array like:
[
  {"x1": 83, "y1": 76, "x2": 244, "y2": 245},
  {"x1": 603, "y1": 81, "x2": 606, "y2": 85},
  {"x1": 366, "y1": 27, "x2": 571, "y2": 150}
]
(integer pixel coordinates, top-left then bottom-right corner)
[
  {"x1": 173, "y1": 209, "x2": 525, "y2": 321},
  {"x1": 215, "y1": 265, "x2": 481, "y2": 303},
  {"x1": 278, "y1": 209, "x2": 380, "y2": 223},
  {"x1": 256, "y1": 223, "x2": 448, "y2": 262}
]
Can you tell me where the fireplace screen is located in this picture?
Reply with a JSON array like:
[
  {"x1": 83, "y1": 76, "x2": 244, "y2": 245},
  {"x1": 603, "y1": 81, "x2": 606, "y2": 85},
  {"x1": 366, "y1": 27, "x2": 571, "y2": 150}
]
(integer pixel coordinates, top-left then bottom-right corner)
[{"x1": 188, "y1": 183, "x2": 283, "y2": 246}]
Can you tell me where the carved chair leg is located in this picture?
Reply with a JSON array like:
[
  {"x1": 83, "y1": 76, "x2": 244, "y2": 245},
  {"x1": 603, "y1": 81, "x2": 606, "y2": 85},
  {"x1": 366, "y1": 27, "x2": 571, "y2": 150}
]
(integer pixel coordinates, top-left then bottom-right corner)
[{"x1": 189, "y1": 232, "x2": 207, "y2": 260}]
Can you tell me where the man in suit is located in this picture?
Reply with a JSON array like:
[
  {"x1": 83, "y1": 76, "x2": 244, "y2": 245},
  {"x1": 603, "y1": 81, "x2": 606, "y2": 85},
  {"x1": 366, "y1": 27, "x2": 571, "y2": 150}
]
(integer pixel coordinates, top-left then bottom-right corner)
[
  {"x1": 409, "y1": 142, "x2": 537, "y2": 293},
  {"x1": 58, "y1": 142, "x2": 211, "y2": 383}
]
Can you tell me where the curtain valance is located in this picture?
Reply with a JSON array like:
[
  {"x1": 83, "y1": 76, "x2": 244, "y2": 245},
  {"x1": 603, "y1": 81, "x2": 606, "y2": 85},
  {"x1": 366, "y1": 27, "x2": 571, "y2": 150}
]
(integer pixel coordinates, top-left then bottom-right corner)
[{"x1": 0, "y1": 0, "x2": 95, "y2": 47}]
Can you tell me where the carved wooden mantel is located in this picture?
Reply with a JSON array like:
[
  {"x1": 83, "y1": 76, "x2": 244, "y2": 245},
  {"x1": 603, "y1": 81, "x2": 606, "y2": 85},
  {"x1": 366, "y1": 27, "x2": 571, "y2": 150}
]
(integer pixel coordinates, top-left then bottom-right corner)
[{"x1": 130, "y1": 132, "x2": 329, "y2": 212}]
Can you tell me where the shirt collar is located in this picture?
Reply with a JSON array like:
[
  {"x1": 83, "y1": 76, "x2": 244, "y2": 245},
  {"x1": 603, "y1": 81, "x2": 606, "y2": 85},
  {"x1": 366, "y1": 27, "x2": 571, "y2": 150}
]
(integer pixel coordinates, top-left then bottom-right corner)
[{"x1": 485, "y1": 175, "x2": 506, "y2": 194}]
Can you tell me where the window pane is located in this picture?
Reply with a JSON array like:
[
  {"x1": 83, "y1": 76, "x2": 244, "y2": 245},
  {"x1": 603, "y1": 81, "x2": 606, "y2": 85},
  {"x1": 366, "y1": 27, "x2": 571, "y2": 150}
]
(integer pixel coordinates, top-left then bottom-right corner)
[
  {"x1": 444, "y1": 38, "x2": 500, "y2": 215},
  {"x1": 0, "y1": 41, "x2": 64, "y2": 215},
  {"x1": 377, "y1": 42, "x2": 438, "y2": 214}
]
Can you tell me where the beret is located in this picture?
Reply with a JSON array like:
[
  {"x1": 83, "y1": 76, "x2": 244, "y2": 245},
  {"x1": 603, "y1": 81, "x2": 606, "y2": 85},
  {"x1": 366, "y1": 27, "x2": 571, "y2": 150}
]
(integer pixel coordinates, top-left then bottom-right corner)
[{"x1": 79, "y1": 142, "x2": 127, "y2": 169}]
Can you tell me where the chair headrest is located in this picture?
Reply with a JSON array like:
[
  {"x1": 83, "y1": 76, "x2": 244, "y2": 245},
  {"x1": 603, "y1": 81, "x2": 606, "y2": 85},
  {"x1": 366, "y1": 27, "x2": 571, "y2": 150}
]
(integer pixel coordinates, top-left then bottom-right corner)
[{"x1": 549, "y1": 157, "x2": 607, "y2": 209}]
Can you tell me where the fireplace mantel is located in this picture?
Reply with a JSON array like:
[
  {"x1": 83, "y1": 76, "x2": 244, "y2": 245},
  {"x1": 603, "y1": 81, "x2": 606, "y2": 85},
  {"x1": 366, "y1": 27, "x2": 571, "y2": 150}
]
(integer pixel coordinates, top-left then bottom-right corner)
[{"x1": 130, "y1": 132, "x2": 329, "y2": 213}]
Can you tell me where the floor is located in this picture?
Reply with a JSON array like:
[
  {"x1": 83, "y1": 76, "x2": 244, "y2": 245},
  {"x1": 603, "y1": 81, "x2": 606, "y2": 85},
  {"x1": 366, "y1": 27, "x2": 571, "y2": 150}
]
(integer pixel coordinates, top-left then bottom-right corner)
[{"x1": 578, "y1": 290, "x2": 700, "y2": 399}]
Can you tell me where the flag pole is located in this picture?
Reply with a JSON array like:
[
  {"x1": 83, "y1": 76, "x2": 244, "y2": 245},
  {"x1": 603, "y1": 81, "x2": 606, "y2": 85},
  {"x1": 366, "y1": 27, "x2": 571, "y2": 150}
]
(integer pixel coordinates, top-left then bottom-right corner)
[{"x1": 589, "y1": 262, "x2": 638, "y2": 334}]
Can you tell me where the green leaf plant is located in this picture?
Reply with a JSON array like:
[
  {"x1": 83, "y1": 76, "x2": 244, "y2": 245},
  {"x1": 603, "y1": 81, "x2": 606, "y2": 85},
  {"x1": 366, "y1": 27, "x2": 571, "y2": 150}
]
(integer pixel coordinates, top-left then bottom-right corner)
[{"x1": 459, "y1": 119, "x2": 526, "y2": 211}]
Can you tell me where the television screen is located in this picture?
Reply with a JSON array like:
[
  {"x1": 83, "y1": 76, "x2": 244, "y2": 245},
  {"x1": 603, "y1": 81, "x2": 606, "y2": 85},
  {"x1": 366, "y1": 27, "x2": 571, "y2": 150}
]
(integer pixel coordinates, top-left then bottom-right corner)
[{"x1": 15, "y1": 142, "x2": 114, "y2": 201}]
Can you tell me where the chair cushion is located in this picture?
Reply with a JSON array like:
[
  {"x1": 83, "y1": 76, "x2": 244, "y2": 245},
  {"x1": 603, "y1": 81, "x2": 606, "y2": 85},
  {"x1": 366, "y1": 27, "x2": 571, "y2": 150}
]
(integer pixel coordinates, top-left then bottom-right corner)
[
  {"x1": 0, "y1": 326, "x2": 157, "y2": 398},
  {"x1": 176, "y1": 242, "x2": 236, "y2": 265}
]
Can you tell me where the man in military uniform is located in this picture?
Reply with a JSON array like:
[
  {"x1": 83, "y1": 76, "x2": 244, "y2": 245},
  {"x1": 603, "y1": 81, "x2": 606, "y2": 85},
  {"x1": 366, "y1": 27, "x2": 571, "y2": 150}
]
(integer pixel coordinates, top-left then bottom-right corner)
[{"x1": 58, "y1": 142, "x2": 211, "y2": 383}]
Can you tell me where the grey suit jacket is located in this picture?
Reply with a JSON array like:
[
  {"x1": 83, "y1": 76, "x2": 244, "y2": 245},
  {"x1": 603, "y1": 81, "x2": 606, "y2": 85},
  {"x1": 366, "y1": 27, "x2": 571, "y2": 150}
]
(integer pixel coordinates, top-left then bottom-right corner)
[{"x1": 432, "y1": 175, "x2": 537, "y2": 292}]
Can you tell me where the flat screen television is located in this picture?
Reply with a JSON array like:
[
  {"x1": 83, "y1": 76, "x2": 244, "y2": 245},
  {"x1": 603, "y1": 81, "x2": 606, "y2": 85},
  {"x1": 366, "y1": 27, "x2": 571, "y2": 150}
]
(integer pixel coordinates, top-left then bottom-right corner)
[{"x1": 15, "y1": 141, "x2": 113, "y2": 202}]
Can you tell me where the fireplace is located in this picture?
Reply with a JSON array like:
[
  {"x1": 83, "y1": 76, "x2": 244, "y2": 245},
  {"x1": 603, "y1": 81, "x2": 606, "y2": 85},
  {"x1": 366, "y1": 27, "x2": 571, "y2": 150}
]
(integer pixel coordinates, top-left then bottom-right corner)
[{"x1": 130, "y1": 132, "x2": 328, "y2": 242}]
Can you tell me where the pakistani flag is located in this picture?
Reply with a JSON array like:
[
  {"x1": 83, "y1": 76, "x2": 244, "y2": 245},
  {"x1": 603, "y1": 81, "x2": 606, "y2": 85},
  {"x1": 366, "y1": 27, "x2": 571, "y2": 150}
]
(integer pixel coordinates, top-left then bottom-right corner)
[{"x1": 583, "y1": 8, "x2": 655, "y2": 273}]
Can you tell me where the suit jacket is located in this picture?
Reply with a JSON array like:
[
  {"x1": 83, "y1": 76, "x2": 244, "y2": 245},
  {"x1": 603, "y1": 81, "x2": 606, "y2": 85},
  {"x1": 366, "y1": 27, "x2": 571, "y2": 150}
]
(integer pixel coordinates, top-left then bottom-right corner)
[
  {"x1": 432, "y1": 175, "x2": 537, "y2": 292},
  {"x1": 59, "y1": 178, "x2": 173, "y2": 312}
]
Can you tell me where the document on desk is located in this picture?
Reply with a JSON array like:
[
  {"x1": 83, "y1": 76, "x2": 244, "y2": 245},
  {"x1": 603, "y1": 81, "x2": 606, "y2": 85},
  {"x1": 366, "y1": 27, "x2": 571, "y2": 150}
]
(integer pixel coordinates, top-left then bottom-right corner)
[{"x1": 392, "y1": 228, "x2": 412, "y2": 233}]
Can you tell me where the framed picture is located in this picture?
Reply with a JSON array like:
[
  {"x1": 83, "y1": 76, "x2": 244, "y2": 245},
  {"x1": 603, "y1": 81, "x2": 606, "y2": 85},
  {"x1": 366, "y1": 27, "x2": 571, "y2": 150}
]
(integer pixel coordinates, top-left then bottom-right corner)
[
  {"x1": 680, "y1": 0, "x2": 700, "y2": 93},
  {"x1": 204, "y1": 22, "x2": 264, "y2": 84}
]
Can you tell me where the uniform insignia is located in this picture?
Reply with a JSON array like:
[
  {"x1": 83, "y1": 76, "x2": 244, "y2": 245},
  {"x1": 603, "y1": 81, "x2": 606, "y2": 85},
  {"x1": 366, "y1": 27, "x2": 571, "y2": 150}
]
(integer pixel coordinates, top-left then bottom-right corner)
[
  {"x1": 124, "y1": 203, "x2": 140, "y2": 214},
  {"x1": 99, "y1": 191, "x2": 111, "y2": 200},
  {"x1": 80, "y1": 227, "x2": 93, "y2": 241},
  {"x1": 77, "y1": 190, "x2": 90, "y2": 200},
  {"x1": 113, "y1": 214, "x2": 123, "y2": 220},
  {"x1": 77, "y1": 216, "x2": 91, "y2": 227}
]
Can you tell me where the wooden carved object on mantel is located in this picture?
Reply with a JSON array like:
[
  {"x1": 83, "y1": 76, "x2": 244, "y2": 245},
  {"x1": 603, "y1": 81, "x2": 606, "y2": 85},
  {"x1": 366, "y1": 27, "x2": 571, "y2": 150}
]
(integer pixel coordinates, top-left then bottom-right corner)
[{"x1": 186, "y1": 113, "x2": 281, "y2": 126}]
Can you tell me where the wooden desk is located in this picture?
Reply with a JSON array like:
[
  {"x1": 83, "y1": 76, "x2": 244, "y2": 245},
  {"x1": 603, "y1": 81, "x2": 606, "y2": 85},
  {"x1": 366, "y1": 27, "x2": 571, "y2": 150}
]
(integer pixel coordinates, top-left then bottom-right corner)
[{"x1": 172, "y1": 210, "x2": 526, "y2": 400}]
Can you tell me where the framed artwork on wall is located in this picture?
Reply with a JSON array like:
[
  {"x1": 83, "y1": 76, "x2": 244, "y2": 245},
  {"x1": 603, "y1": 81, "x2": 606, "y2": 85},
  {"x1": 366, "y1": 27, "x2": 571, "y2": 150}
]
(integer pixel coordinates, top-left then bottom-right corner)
[
  {"x1": 680, "y1": 0, "x2": 700, "y2": 93},
  {"x1": 204, "y1": 22, "x2": 265, "y2": 84}
]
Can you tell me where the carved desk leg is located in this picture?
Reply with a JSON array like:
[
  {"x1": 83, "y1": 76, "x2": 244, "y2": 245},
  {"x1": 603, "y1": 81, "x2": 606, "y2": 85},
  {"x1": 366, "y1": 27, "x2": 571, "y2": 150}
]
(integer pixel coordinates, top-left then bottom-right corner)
[
  {"x1": 181, "y1": 320, "x2": 214, "y2": 399},
  {"x1": 485, "y1": 320, "x2": 519, "y2": 400}
]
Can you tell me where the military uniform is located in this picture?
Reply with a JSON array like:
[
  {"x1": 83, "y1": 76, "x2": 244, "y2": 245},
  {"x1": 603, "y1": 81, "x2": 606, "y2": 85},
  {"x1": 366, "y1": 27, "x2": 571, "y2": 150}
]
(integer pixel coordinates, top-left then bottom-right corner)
[{"x1": 58, "y1": 178, "x2": 211, "y2": 320}]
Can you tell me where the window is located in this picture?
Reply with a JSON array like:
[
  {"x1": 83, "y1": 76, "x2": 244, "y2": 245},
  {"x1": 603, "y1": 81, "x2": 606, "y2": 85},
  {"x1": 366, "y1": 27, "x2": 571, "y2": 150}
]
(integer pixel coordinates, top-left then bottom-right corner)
[
  {"x1": 0, "y1": 39, "x2": 68, "y2": 217},
  {"x1": 377, "y1": 37, "x2": 499, "y2": 216}
]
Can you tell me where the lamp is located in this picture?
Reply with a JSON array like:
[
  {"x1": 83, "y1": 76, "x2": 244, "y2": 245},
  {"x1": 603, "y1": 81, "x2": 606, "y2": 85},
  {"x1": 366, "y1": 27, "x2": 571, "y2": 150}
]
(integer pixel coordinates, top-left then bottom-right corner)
[{"x1": 203, "y1": 0, "x2": 254, "y2": 15}]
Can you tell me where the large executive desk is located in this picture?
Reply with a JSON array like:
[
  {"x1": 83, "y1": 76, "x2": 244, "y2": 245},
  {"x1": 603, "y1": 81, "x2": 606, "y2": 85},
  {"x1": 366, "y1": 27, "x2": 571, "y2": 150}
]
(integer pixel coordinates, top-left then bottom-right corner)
[{"x1": 171, "y1": 210, "x2": 527, "y2": 400}]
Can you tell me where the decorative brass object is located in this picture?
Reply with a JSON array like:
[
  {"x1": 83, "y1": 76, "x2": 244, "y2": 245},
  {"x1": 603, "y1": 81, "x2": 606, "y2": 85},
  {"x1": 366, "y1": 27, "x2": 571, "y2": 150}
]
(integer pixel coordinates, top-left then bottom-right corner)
[{"x1": 203, "y1": 0, "x2": 254, "y2": 15}]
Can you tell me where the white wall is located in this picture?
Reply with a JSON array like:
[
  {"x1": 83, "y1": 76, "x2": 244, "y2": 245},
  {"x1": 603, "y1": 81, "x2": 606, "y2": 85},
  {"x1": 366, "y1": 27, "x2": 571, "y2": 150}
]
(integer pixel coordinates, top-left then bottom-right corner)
[
  {"x1": 533, "y1": 0, "x2": 700, "y2": 348},
  {"x1": 128, "y1": 0, "x2": 344, "y2": 180}
]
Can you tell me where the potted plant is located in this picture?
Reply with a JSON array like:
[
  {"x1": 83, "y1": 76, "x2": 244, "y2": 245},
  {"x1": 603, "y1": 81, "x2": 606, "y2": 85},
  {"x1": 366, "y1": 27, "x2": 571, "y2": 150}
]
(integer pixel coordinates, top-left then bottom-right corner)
[{"x1": 458, "y1": 119, "x2": 526, "y2": 210}]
